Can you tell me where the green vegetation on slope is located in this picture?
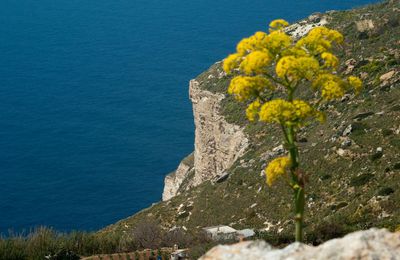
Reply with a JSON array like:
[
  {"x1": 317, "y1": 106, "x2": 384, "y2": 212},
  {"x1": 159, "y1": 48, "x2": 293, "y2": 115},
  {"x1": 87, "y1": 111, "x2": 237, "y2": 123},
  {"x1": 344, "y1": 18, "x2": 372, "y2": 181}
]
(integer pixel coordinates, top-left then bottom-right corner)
[
  {"x1": 103, "y1": 0, "x2": 400, "y2": 247},
  {"x1": 1, "y1": 0, "x2": 399, "y2": 258},
  {"x1": 0, "y1": 227, "x2": 132, "y2": 259}
]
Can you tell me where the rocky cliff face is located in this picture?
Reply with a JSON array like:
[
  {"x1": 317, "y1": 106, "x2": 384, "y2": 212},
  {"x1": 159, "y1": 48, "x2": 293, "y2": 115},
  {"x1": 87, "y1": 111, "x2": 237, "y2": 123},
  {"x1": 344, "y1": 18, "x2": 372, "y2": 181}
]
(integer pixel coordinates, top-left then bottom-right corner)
[
  {"x1": 189, "y1": 78, "x2": 249, "y2": 186},
  {"x1": 162, "y1": 74, "x2": 249, "y2": 201},
  {"x1": 162, "y1": 153, "x2": 195, "y2": 201}
]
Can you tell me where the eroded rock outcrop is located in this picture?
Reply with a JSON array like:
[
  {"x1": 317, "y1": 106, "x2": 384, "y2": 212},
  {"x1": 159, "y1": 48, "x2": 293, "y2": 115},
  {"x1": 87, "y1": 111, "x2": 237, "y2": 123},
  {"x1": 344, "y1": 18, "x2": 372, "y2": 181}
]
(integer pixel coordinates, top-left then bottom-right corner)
[
  {"x1": 162, "y1": 77, "x2": 249, "y2": 201},
  {"x1": 162, "y1": 153, "x2": 195, "y2": 201},
  {"x1": 200, "y1": 228, "x2": 400, "y2": 260},
  {"x1": 189, "y1": 79, "x2": 249, "y2": 186}
]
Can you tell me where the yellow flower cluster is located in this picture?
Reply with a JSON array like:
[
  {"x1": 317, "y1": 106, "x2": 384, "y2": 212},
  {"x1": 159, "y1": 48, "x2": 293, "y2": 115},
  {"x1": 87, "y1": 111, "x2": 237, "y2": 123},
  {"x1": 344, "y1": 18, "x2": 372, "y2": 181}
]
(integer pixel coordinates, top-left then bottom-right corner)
[
  {"x1": 275, "y1": 56, "x2": 296, "y2": 79},
  {"x1": 223, "y1": 53, "x2": 242, "y2": 74},
  {"x1": 259, "y1": 99, "x2": 293, "y2": 124},
  {"x1": 228, "y1": 76, "x2": 272, "y2": 101},
  {"x1": 276, "y1": 56, "x2": 320, "y2": 81},
  {"x1": 321, "y1": 80, "x2": 344, "y2": 100},
  {"x1": 240, "y1": 51, "x2": 272, "y2": 75},
  {"x1": 259, "y1": 99, "x2": 322, "y2": 126},
  {"x1": 236, "y1": 31, "x2": 269, "y2": 55},
  {"x1": 223, "y1": 19, "x2": 362, "y2": 126},
  {"x1": 321, "y1": 52, "x2": 339, "y2": 69},
  {"x1": 269, "y1": 19, "x2": 289, "y2": 32},
  {"x1": 296, "y1": 27, "x2": 343, "y2": 54},
  {"x1": 246, "y1": 99, "x2": 261, "y2": 121},
  {"x1": 265, "y1": 31, "x2": 292, "y2": 55},
  {"x1": 313, "y1": 74, "x2": 344, "y2": 100},
  {"x1": 293, "y1": 100, "x2": 315, "y2": 119},
  {"x1": 310, "y1": 27, "x2": 343, "y2": 42},
  {"x1": 265, "y1": 156, "x2": 291, "y2": 186},
  {"x1": 282, "y1": 46, "x2": 308, "y2": 58},
  {"x1": 312, "y1": 73, "x2": 362, "y2": 100},
  {"x1": 223, "y1": 19, "x2": 292, "y2": 77},
  {"x1": 348, "y1": 76, "x2": 363, "y2": 94}
]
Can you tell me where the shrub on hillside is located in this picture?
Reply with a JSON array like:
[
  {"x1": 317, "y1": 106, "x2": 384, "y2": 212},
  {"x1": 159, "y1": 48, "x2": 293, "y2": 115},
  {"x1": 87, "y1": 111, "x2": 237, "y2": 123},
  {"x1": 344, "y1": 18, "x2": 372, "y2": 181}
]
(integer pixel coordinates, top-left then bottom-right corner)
[{"x1": 0, "y1": 227, "x2": 134, "y2": 259}]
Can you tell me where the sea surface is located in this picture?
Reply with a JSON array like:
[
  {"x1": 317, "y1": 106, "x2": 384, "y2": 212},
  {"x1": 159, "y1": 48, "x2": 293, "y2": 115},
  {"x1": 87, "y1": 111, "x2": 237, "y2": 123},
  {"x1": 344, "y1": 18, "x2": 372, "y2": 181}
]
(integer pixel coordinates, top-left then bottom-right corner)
[{"x1": 0, "y1": 0, "x2": 379, "y2": 233}]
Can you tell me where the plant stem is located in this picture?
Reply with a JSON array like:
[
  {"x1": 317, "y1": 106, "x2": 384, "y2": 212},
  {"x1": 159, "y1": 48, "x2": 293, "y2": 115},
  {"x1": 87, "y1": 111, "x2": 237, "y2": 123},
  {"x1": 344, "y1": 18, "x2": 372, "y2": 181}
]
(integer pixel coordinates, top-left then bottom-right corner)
[
  {"x1": 295, "y1": 187, "x2": 305, "y2": 242},
  {"x1": 287, "y1": 126, "x2": 298, "y2": 169},
  {"x1": 283, "y1": 86, "x2": 305, "y2": 242},
  {"x1": 286, "y1": 125, "x2": 304, "y2": 242}
]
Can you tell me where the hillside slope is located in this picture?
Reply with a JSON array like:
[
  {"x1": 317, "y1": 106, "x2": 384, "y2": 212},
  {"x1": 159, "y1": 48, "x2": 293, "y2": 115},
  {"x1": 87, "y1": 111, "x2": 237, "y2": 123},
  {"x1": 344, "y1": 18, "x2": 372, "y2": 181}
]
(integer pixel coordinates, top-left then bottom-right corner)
[{"x1": 103, "y1": 0, "x2": 400, "y2": 244}]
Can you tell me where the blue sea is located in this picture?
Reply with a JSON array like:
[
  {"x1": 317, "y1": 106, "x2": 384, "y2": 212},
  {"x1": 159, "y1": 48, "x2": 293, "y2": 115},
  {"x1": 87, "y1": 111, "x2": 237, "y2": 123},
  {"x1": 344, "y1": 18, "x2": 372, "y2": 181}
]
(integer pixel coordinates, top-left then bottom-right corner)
[{"x1": 0, "y1": 0, "x2": 379, "y2": 233}]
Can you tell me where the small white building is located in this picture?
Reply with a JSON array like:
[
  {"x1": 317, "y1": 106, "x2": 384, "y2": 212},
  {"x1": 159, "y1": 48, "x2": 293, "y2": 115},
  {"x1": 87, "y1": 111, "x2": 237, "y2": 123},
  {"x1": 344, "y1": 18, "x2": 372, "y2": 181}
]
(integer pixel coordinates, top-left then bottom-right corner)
[
  {"x1": 203, "y1": 225, "x2": 238, "y2": 240},
  {"x1": 203, "y1": 225, "x2": 256, "y2": 241},
  {"x1": 236, "y1": 228, "x2": 255, "y2": 239}
]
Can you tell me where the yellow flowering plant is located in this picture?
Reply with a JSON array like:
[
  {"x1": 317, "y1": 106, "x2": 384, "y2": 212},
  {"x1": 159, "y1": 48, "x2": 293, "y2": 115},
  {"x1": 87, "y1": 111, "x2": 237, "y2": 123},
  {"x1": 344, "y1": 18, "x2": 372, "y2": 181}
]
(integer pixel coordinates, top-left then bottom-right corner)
[{"x1": 223, "y1": 19, "x2": 362, "y2": 242}]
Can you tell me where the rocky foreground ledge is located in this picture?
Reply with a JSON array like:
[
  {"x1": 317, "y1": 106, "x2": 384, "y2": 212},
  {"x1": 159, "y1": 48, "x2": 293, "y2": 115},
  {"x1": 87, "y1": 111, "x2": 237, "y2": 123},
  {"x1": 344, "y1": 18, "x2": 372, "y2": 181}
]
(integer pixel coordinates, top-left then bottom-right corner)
[{"x1": 200, "y1": 228, "x2": 400, "y2": 260}]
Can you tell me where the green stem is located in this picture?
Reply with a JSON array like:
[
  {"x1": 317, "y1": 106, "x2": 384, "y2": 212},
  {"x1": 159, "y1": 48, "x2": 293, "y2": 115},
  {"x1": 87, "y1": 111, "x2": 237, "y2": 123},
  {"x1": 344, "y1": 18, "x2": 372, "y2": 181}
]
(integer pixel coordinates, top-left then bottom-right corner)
[
  {"x1": 280, "y1": 87, "x2": 305, "y2": 242},
  {"x1": 295, "y1": 187, "x2": 305, "y2": 242},
  {"x1": 286, "y1": 124, "x2": 304, "y2": 242},
  {"x1": 264, "y1": 73, "x2": 285, "y2": 86},
  {"x1": 280, "y1": 124, "x2": 290, "y2": 144},
  {"x1": 287, "y1": 126, "x2": 299, "y2": 170}
]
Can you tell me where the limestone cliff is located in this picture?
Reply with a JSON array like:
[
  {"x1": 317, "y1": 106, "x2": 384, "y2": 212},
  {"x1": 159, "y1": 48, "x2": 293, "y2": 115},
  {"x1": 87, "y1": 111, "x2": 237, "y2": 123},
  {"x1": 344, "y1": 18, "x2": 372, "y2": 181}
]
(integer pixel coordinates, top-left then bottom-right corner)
[
  {"x1": 162, "y1": 153, "x2": 195, "y2": 201},
  {"x1": 189, "y1": 78, "x2": 249, "y2": 186},
  {"x1": 162, "y1": 71, "x2": 249, "y2": 201}
]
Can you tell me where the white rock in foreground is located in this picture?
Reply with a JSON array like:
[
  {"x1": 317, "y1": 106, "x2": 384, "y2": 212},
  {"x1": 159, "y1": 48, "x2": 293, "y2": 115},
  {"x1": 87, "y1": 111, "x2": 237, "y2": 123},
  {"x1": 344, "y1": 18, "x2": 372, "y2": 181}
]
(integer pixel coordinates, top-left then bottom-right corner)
[{"x1": 199, "y1": 228, "x2": 400, "y2": 260}]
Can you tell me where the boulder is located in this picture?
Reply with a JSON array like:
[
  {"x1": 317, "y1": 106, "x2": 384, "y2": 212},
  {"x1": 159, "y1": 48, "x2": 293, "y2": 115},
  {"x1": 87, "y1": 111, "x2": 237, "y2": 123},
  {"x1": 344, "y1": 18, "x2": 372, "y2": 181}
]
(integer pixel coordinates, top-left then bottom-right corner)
[
  {"x1": 200, "y1": 228, "x2": 400, "y2": 260},
  {"x1": 380, "y1": 70, "x2": 397, "y2": 82},
  {"x1": 356, "y1": 19, "x2": 375, "y2": 33}
]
